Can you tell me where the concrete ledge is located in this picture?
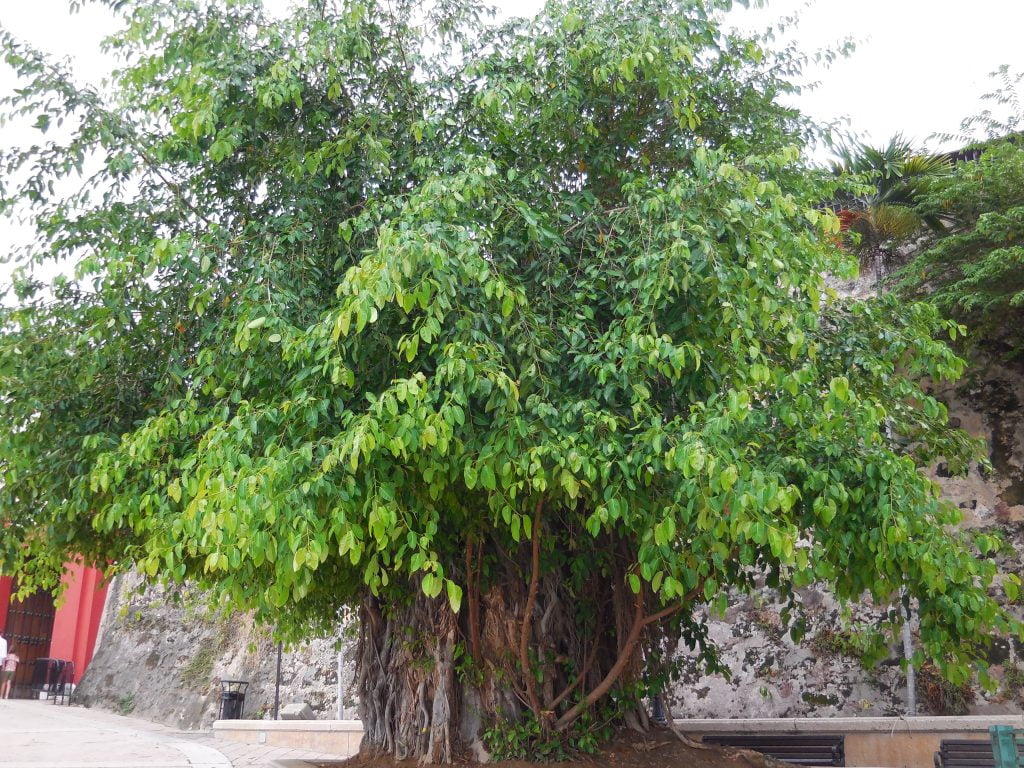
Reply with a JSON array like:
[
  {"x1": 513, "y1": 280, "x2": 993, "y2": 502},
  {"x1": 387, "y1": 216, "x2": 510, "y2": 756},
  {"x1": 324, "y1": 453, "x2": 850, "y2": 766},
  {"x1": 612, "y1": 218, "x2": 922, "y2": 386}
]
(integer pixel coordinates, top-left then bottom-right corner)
[
  {"x1": 213, "y1": 719, "x2": 363, "y2": 732},
  {"x1": 676, "y1": 715, "x2": 1024, "y2": 733},
  {"x1": 212, "y1": 719, "x2": 363, "y2": 757},
  {"x1": 678, "y1": 715, "x2": 1024, "y2": 768},
  {"x1": 212, "y1": 715, "x2": 1024, "y2": 766}
]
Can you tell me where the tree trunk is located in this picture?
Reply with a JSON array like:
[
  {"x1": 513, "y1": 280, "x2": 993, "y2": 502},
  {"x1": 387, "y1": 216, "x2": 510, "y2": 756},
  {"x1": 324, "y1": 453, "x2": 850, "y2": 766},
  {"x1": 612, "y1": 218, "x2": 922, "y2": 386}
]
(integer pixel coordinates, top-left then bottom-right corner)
[
  {"x1": 356, "y1": 593, "x2": 460, "y2": 763},
  {"x1": 355, "y1": 533, "x2": 666, "y2": 763}
]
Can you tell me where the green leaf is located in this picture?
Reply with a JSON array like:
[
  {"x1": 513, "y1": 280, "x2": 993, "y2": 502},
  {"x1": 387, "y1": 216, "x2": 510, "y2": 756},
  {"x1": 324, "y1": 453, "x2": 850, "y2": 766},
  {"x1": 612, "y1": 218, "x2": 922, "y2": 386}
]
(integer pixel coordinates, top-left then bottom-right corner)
[
  {"x1": 446, "y1": 580, "x2": 463, "y2": 612},
  {"x1": 424, "y1": 572, "x2": 444, "y2": 599},
  {"x1": 480, "y1": 464, "x2": 496, "y2": 491},
  {"x1": 720, "y1": 465, "x2": 738, "y2": 491},
  {"x1": 1005, "y1": 574, "x2": 1021, "y2": 603},
  {"x1": 703, "y1": 578, "x2": 717, "y2": 602},
  {"x1": 829, "y1": 376, "x2": 850, "y2": 402},
  {"x1": 627, "y1": 573, "x2": 641, "y2": 594},
  {"x1": 560, "y1": 470, "x2": 580, "y2": 499}
]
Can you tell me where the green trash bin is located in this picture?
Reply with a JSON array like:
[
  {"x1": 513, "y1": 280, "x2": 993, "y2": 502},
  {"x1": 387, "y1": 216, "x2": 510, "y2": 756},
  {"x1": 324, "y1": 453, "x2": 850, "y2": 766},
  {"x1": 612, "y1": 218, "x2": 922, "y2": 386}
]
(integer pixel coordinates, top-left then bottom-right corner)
[{"x1": 989, "y1": 725, "x2": 1024, "y2": 768}]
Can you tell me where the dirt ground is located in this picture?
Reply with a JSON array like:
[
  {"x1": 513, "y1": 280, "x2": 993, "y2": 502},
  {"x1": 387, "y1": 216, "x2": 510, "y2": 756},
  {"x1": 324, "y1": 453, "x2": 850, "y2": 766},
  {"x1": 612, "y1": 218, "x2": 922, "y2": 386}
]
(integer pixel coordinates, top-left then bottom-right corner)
[{"x1": 309, "y1": 734, "x2": 782, "y2": 768}]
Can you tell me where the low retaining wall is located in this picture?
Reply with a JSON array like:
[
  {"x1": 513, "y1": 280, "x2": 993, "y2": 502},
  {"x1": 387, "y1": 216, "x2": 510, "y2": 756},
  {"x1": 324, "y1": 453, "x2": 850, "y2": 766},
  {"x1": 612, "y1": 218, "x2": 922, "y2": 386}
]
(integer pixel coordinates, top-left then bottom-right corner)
[
  {"x1": 212, "y1": 715, "x2": 1024, "y2": 766},
  {"x1": 680, "y1": 715, "x2": 1024, "y2": 768},
  {"x1": 212, "y1": 719, "x2": 363, "y2": 757}
]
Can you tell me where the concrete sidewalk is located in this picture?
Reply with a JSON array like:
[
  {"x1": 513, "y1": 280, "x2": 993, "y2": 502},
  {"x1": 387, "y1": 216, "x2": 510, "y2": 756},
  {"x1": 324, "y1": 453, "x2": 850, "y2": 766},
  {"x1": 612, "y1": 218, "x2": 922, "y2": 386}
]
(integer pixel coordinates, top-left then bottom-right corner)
[{"x1": 0, "y1": 700, "x2": 342, "y2": 768}]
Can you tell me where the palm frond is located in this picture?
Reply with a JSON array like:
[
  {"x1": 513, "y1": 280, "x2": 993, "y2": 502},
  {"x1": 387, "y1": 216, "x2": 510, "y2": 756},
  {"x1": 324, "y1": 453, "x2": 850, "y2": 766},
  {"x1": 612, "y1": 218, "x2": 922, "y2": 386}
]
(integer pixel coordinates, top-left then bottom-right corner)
[{"x1": 870, "y1": 203, "x2": 923, "y2": 242}]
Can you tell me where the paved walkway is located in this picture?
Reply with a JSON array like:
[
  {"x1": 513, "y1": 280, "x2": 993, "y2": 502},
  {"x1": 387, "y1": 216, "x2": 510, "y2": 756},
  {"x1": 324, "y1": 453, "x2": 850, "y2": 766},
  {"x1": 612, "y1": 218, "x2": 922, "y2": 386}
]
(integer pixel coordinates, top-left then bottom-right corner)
[{"x1": 0, "y1": 700, "x2": 341, "y2": 768}]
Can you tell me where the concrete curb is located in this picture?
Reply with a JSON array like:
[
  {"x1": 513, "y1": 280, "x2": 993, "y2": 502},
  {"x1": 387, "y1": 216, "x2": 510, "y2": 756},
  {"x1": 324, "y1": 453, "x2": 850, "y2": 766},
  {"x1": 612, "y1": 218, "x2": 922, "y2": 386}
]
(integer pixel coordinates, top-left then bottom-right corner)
[
  {"x1": 675, "y1": 715, "x2": 1024, "y2": 733},
  {"x1": 213, "y1": 715, "x2": 1024, "y2": 767}
]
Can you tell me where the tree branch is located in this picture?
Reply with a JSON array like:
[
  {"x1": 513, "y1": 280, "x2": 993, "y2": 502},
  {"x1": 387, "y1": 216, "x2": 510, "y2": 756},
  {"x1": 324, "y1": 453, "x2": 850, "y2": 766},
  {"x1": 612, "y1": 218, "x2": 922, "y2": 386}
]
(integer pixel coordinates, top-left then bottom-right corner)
[
  {"x1": 547, "y1": 601, "x2": 602, "y2": 710},
  {"x1": 555, "y1": 585, "x2": 645, "y2": 731},
  {"x1": 554, "y1": 562, "x2": 719, "y2": 732},
  {"x1": 465, "y1": 536, "x2": 482, "y2": 664}
]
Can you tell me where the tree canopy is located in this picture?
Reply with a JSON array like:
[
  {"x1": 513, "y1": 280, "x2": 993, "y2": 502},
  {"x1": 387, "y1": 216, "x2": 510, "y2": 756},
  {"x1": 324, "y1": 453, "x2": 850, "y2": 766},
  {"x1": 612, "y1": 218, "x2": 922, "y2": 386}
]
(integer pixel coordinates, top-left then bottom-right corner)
[{"x1": 1, "y1": 0, "x2": 1019, "y2": 758}]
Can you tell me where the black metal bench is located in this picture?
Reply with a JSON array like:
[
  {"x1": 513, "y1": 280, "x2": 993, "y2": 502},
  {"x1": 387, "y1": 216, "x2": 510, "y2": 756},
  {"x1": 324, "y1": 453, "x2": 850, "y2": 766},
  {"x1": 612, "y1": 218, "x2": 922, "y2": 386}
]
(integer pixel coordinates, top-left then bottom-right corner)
[
  {"x1": 701, "y1": 734, "x2": 845, "y2": 766},
  {"x1": 29, "y1": 658, "x2": 75, "y2": 705},
  {"x1": 935, "y1": 738, "x2": 1024, "y2": 768}
]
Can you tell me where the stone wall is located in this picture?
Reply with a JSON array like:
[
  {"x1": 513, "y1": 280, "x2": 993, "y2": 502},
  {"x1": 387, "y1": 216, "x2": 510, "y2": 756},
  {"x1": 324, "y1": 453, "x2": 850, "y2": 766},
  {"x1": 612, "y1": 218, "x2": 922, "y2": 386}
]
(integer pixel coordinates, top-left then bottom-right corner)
[
  {"x1": 933, "y1": 358, "x2": 1024, "y2": 525},
  {"x1": 669, "y1": 353, "x2": 1024, "y2": 720},
  {"x1": 75, "y1": 573, "x2": 358, "y2": 729}
]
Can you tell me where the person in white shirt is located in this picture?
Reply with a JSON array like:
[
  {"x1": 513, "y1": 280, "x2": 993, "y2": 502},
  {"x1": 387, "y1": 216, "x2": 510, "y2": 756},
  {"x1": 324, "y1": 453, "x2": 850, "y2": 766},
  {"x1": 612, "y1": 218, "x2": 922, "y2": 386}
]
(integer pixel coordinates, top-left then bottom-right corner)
[
  {"x1": 1, "y1": 643, "x2": 19, "y2": 699},
  {"x1": 0, "y1": 632, "x2": 7, "y2": 663}
]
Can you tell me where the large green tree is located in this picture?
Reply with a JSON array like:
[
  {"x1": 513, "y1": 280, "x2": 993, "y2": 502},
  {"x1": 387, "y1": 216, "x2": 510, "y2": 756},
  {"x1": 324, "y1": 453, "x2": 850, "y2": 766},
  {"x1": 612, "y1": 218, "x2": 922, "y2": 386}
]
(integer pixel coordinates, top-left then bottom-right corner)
[{"x1": 1, "y1": 0, "x2": 1018, "y2": 760}]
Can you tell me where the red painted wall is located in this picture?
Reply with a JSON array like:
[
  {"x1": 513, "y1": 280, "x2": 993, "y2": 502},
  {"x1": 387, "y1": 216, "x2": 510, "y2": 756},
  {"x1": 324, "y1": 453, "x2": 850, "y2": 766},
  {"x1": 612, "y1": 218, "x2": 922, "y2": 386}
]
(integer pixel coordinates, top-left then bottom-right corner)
[
  {"x1": 48, "y1": 563, "x2": 108, "y2": 683},
  {"x1": 0, "y1": 577, "x2": 11, "y2": 631},
  {"x1": 1, "y1": 563, "x2": 108, "y2": 684}
]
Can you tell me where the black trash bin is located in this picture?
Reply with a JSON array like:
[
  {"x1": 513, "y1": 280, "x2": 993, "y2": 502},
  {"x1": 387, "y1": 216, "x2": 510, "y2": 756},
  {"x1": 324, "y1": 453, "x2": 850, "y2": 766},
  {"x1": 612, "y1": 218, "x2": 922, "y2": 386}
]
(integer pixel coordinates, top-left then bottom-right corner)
[{"x1": 219, "y1": 680, "x2": 248, "y2": 720}]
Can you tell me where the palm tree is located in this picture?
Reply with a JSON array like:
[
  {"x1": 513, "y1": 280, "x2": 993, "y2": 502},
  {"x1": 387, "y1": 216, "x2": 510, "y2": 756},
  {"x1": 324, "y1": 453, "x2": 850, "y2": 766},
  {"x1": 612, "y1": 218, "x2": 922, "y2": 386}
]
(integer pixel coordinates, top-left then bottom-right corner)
[{"x1": 832, "y1": 134, "x2": 951, "y2": 289}]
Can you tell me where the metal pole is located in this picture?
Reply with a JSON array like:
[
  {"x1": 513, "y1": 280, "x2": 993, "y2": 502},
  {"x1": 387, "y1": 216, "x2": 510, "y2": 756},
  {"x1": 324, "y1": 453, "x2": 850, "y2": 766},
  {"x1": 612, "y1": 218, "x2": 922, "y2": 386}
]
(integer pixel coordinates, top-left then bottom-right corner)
[
  {"x1": 273, "y1": 641, "x2": 283, "y2": 720},
  {"x1": 881, "y1": 409, "x2": 916, "y2": 716},
  {"x1": 902, "y1": 592, "x2": 917, "y2": 715},
  {"x1": 342, "y1": 655, "x2": 350, "y2": 720}
]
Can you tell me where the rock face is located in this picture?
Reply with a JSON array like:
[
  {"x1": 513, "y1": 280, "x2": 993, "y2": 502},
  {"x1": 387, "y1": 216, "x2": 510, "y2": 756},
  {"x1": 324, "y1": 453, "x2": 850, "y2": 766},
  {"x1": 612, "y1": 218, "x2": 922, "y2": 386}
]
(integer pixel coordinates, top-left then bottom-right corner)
[
  {"x1": 667, "y1": 315, "x2": 1024, "y2": 719},
  {"x1": 75, "y1": 304, "x2": 1024, "y2": 725},
  {"x1": 933, "y1": 359, "x2": 1024, "y2": 526},
  {"x1": 75, "y1": 573, "x2": 358, "y2": 729},
  {"x1": 671, "y1": 592, "x2": 906, "y2": 719}
]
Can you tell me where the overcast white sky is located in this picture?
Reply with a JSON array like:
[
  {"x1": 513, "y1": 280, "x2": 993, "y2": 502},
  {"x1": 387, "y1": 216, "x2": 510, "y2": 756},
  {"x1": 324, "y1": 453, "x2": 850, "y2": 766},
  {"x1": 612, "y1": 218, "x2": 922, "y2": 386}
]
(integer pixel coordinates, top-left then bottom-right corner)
[{"x1": 1, "y1": 0, "x2": 1023, "y2": 283}]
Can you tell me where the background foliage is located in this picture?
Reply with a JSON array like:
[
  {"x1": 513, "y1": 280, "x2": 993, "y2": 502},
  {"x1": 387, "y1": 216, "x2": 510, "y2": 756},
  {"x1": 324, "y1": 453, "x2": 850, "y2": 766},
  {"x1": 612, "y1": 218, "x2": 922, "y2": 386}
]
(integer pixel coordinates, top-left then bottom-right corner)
[
  {"x1": 895, "y1": 68, "x2": 1024, "y2": 355},
  {"x1": 899, "y1": 137, "x2": 1024, "y2": 354}
]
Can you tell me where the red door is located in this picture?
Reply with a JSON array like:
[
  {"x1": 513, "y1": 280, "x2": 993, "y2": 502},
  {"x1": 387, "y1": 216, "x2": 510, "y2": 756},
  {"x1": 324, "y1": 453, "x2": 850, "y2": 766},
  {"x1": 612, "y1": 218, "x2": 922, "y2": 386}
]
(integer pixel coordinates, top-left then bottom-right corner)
[{"x1": 5, "y1": 585, "x2": 56, "y2": 699}]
